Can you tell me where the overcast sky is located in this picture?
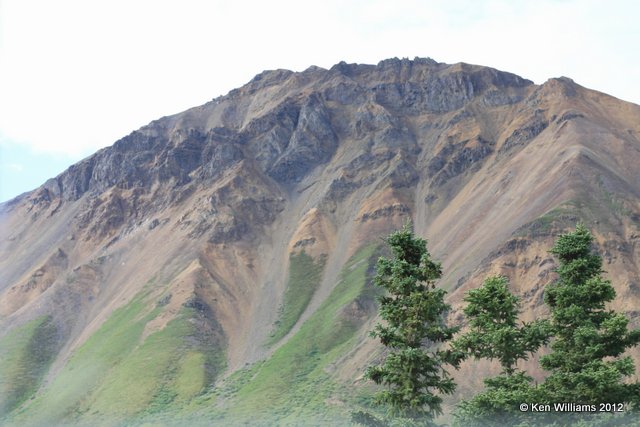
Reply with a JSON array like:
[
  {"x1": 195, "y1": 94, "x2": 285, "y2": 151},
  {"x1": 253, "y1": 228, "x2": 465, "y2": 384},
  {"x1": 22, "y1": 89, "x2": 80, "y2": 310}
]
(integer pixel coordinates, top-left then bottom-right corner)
[{"x1": 1, "y1": 0, "x2": 639, "y2": 202}]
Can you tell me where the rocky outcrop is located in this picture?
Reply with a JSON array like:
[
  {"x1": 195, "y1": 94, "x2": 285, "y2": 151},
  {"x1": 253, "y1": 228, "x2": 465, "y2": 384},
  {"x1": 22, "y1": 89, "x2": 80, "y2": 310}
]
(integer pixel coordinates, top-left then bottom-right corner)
[
  {"x1": 499, "y1": 111, "x2": 549, "y2": 155},
  {"x1": 427, "y1": 136, "x2": 494, "y2": 186},
  {"x1": 358, "y1": 204, "x2": 410, "y2": 222},
  {"x1": 27, "y1": 58, "x2": 539, "y2": 207},
  {"x1": 266, "y1": 94, "x2": 338, "y2": 183}
]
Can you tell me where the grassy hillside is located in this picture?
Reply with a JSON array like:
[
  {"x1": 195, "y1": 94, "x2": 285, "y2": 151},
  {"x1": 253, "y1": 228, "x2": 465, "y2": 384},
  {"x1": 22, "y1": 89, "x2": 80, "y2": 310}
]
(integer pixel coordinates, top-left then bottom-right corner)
[
  {"x1": 4, "y1": 247, "x2": 376, "y2": 425},
  {"x1": 170, "y1": 244, "x2": 380, "y2": 426},
  {"x1": 8, "y1": 290, "x2": 225, "y2": 426},
  {"x1": 0, "y1": 316, "x2": 58, "y2": 418},
  {"x1": 267, "y1": 251, "x2": 327, "y2": 346}
]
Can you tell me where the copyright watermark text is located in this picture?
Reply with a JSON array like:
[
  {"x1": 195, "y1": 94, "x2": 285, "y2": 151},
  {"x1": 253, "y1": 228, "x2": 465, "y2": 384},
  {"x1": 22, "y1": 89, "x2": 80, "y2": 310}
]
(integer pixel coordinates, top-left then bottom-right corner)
[{"x1": 519, "y1": 403, "x2": 625, "y2": 413}]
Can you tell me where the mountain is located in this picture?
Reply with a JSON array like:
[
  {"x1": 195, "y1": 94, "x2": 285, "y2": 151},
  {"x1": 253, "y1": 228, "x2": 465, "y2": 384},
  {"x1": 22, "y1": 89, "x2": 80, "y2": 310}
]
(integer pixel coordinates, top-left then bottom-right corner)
[{"x1": 1, "y1": 57, "x2": 640, "y2": 425}]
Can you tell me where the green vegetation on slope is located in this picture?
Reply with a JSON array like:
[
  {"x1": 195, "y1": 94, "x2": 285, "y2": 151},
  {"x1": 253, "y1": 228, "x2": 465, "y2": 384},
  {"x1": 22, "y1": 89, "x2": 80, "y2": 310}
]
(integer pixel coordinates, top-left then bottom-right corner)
[
  {"x1": 518, "y1": 173, "x2": 637, "y2": 238},
  {"x1": 83, "y1": 307, "x2": 225, "y2": 419},
  {"x1": 11, "y1": 290, "x2": 225, "y2": 425},
  {"x1": 595, "y1": 174, "x2": 633, "y2": 218},
  {"x1": 12, "y1": 292, "x2": 153, "y2": 423},
  {"x1": 517, "y1": 201, "x2": 581, "y2": 236},
  {"x1": 0, "y1": 315, "x2": 58, "y2": 416},
  {"x1": 6, "y1": 246, "x2": 376, "y2": 426},
  {"x1": 267, "y1": 251, "x2": 327, "y2": 345},
  {"x1": 194, "y1": 245, "x2": 378, "y2": 425}
]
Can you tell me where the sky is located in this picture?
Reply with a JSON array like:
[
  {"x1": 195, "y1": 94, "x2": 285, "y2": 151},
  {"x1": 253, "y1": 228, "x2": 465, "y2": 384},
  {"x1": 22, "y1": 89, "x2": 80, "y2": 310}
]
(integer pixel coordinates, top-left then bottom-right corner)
[{"x1": 1, "y1": 0, "x2": 639, "y2": 202}]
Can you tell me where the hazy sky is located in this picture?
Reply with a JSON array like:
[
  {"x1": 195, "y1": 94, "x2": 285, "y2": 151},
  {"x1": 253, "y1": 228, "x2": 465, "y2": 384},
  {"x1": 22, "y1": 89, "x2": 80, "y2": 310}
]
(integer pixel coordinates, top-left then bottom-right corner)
[{"x1": 1, "y1": 0, "x2": 639, "y2": 202}]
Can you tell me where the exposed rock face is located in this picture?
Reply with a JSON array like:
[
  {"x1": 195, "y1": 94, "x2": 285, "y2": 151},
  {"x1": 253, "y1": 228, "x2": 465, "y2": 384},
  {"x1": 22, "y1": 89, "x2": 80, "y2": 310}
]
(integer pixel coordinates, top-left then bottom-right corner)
[
  {"x1": 499, "y1": 111, "x2": 549, "y2": 155},
  {"x1": 1, "y1": 57, "x2": 640, "y2": 424},
  {"x1": 39, "y1": 59, "x2": 534, "y2": 206},
  {"x1": 427, "y1": 136, "x2": 494, "y2": 186}
]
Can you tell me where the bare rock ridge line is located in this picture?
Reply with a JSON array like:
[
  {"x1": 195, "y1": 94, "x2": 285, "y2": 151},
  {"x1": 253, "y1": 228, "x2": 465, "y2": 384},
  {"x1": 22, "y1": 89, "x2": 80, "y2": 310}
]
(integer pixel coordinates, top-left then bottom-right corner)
[
  {"x1": 16, "y1": 58, "x2": 530, "y2": 204},
  {"x1": 1, "y1": 57, "x2": 640, "y2": 423}
]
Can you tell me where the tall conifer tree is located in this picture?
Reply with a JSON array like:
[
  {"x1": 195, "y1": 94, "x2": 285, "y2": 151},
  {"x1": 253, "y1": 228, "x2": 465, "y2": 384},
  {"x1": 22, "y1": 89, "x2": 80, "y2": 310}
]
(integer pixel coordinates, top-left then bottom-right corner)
[
  {"x1": 540, "y1": 224, "x2": 640, "y2": 407},
  {"x1": 365, "y1": 223, "x2": 458, "y2": 425}
]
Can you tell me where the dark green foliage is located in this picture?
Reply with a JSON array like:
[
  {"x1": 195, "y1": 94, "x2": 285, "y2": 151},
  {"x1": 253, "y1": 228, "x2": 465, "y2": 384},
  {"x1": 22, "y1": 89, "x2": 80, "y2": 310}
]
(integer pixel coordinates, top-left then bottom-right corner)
[
  {"x1": 539, "y1": 224, "x2": 640, "y2": 408},
  {"x1": 455, "y1": 372, "x2": 538, "y2": 427},
  {"x1": 365, "y1": 224, "x2": 458, "y2": 424},
  {"x1": 453, "y1": 276, "x2": 549, "y2": 375},
  {"x1": 451, "y1": 276, "x2": 550, "y2": 425},
  {"x1": 351, "y1": 409, "x2": 387, "y2": 426}
]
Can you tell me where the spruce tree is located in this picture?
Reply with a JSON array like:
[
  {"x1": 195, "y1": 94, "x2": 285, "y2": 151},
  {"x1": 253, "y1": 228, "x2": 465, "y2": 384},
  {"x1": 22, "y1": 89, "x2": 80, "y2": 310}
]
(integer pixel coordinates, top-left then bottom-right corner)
[
  {"x1": 540, "y1": 224, "x2": 640, "y2": 408},
  {"x1": 364, "y1": 223, "x2": 458, "y2": 425},
  {"x1": 451, "y1": 276, "x2": 549, "y2": 426}
]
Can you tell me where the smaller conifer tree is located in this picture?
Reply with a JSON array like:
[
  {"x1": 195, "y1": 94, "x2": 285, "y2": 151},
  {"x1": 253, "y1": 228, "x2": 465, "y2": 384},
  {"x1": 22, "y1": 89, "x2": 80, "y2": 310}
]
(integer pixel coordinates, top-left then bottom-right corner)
[{"x1": 452, "y1": 276, "x2": 549, "y2": 425}]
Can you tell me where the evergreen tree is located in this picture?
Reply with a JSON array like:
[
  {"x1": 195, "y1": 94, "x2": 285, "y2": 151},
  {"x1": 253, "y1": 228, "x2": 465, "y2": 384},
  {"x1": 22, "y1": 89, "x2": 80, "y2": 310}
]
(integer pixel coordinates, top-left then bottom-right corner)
[
  {"x1": 364, "y1": 223, "x2": 458, "y2": 425},
  {"x1": 451, "y1": 276, "x2": 549, "y2": 426},
  {"x1": 539, "y1": 224, "x2": 640, "y2": 408}
]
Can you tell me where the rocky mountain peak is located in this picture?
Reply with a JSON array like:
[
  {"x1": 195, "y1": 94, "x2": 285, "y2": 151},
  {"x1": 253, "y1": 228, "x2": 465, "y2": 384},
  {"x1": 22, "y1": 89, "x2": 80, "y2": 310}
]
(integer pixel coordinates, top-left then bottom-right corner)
[{"x1": 11, "y1": 58, "x2": 529, "y2": 207}]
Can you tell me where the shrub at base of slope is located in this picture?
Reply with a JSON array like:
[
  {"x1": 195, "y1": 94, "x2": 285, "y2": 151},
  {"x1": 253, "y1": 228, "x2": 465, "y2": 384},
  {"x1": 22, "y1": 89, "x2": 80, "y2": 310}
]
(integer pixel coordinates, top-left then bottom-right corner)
[
  {"x1": 183, "y1": 245, "x2": 379, "y2": 425},
  {"x1": 10, "y1": 290, "x2": 225, "y2": 425},
  {"x1": 0, "y1": 315, "x2": 59, "y2": 418},
  {"x1": 267, "y1": 251, "x2": 327, "y2": 346}
]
